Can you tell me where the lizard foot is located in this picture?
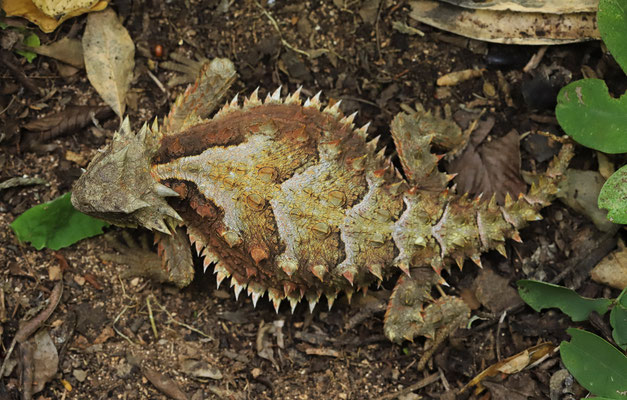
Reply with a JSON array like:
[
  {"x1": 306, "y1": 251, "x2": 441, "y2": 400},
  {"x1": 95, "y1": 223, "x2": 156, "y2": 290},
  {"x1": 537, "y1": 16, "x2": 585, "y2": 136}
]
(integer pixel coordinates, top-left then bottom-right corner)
[
  {"x1": 384, "y1": 267, "x2": 470, "y2": 369},
  {"x1": 102, "y1": 227, "x2": 194, "y2": 288}
]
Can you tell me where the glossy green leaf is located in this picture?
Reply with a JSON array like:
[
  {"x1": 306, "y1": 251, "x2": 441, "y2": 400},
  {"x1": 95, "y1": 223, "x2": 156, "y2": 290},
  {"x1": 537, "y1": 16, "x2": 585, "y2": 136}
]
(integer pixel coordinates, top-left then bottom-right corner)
[
  {"x1": 561, "y1": 328, "x2": 627, "y2": 399},
  {"x1": 556, "y1": 79, "x2": 627, "y2": 154},
  {"x1": 599, "y1": 165, "x2": 627, "y2": 224},
  {"x1": 517, "y1": 280, "x2": 612, "y2": 321},
  {"x1": 611, "y1": 288, "x2": 627, "y2": 350},
  {"x1": 10, "y1": 192, "x2": 108, "y2": 250},
  {"x1": 598, "y1": 0, "x2": 627, "y2": 74}
]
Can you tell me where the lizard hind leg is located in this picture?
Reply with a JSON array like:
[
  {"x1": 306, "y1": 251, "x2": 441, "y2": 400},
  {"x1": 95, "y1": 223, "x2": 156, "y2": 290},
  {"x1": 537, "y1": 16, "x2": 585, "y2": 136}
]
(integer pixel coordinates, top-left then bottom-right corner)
[
  {"x1": 384, "y1": 267, "x2": 470, "y2": 365},
  {"x1": 390, "y1": 104, "x2": 470, "y2": 188}
]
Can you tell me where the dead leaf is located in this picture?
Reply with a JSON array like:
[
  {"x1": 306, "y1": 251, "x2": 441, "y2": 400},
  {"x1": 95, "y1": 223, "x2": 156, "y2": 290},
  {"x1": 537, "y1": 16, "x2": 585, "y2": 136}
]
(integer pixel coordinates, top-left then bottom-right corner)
[
  {"x1": 23, "y1": 106, "x2": 110, "y2": 131},
  {"x1": 556, "y1": 169, "x2": 617, "y2": 233},
  {"x1": 591, "y1": 240, "x2": 627, "y2": 290},
  {"x1": 461, "y1": 342, "x2": 555, "y2": 393},
  {"x1": 449, "y1": 129, "x2": 525, "y2": 204},
  {"x1": 439, "y1": 0, "x2": 597, "y2": 13},
  {"x1": 2, "y1": 0, "x2": 108, "y2": 33},
  {"x1": 409, "y1": 1, "x2": 599, "y2": 45},
  {"x1": 358, "y1": 0, "x2": 381, "y2": 25},
  {"x1": 180, "y1": 359, "x2": 223, "y2": 380},
  {"x1": 33, "y1": 0, "x2": 100, "y2": 17},
  {"x1": 437, "y1": 69, "x2": 484, "y2": 86},
  {"x1": 30, "y1": 329, "x2": 59, "y2": 394},
  {"x1": 82, "y1": 8, "x2": 135, "y2": 118},
  {"x1": 32, "y1": 37, "x2": 84, "y2": 68},
  {"x1": 472, "y1": 268, "x2": 523, "y2": 313}
]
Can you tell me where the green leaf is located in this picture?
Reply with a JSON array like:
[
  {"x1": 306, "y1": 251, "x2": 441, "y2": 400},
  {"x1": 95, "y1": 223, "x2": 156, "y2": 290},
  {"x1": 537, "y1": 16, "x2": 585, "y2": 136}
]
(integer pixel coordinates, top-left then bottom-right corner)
[
  {"x1": 611, "y1": 288, "x2": 627, "y2": 350},
  {"x1": 16, "y1": 33, "x2": 40, "y2": 63},
  {"x1": 599, "y1": 165, "x2": 627, "y2": 224},
  {"x1": 517, "y1": 280, "x2": 612, "y2": 321},
  {"x1": 10, "y1": 192, "x2": 108, "y2": 250},
  {"x1": 23, "y1": 33, "x2": 40, "y2": 47},
  {"x1": 555, "y1": 79, "x2": 627, "y2": 154},
  {"x1": 598, "y1": 0, "x2": 627, "y2": 74},
  {"x1": 591, "y1": 398, "x2": 627, "y2": 400},
  {"x1": 561, "y1": 328, "x2": 627, "y2": 399},
  {"x1": 15, "y1": 49, "x2": 37, "y2": 63}
]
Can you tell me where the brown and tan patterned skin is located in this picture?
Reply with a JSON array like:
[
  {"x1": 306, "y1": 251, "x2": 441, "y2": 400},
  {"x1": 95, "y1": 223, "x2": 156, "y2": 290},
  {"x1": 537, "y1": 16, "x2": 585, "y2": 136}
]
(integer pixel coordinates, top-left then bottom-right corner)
[{"x1": 72, "y1": 58, "x2": 573, "y2": 344}]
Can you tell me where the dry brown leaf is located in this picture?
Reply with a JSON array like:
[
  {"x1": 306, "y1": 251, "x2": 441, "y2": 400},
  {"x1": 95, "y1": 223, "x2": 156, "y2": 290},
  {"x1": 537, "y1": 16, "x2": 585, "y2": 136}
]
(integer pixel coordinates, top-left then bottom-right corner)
[
  {"x1": 591, "y1": 240, "x2": 627, "y2": 290},
  {"x1": 23, "y1": 105, "x2": 110, "y2": 132},
  {"x1": 1, "y1": 0, "x2": 108, "y2": 33},
  {"x1": 82, "y1": 8, "x2": 134, "y2": 118},
  {"x1": 29, "y1": 329, "x2": 59, "y2": 394},
  {"x1": 461, "y1": 342, "x2": 555, "y2": 393},
  {"x1": 409, "y1": 0, "x2": 599, "y2": 45},
  {"x1": 439, "y1": 0, "x2": 597, "y2": 14},
  {"x1": 556, "y1": 169, "x2": 617, "y2": 233},
  {"x1": 449, "y1": 129, "x2": 525, "y2": 204},
  {"x1": 32, "y1": 37, "x2": 84, "y2": 68}
]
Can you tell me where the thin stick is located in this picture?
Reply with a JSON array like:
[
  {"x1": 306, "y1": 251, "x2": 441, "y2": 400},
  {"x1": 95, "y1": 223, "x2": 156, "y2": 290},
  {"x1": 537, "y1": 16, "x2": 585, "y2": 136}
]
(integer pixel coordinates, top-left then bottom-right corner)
[
  {"x1": 254, "y1": 1, "x2": 313, "y2": 58},
  {"x1": 147, "y1": 295, "x2": 159, "y2": 339}
]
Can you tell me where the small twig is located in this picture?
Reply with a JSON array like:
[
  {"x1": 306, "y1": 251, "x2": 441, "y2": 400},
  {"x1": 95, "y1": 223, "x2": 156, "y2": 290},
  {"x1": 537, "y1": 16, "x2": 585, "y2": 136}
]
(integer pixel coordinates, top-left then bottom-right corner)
[
  {"x1": 146, "y1": 295, "x2": 158, "y2": 339},
  {"x1": 0, "y1": 96, "x2": 15, "y2": 116},
  {"x1": 16, "y1": 281, "x2": 63, "y2": 343},
  {"x1": 0, "y1": 49, "x2": 42, "y2": 94},
  {"x1": 141, "y1": 366, "x2": 189, "y2": 400},
  {"x1": 112, "y1": 305, "x2": 136, "y2": 345},
  {"x1": 153, "y1": 299, "x2": 213, "y2": 340},
  {"x1": 0, "y1": 281, "x2": 63, "y2": 378},
  {"x1": 375, "y1": 0, "x2": 384, "y2": 61},
  {"x1": 146, "y1": 69, "x2": 168, "y2": 94},
  {"x1": 254, "y1": 1, "x2": 314, "y2": 58},
  {"x1": 495, "y1": 310, "x2": 507, "y2": 361},
  {"x1": 523, "y1": 46, "x2": 548, "y2": 73},
  {"x1": 378, "y1": 372, "x2": 440, "y2": 400}
]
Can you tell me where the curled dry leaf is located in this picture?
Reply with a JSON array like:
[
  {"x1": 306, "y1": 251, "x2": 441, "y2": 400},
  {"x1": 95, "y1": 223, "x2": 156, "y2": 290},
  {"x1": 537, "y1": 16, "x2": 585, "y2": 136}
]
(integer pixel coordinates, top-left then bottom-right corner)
[
  {"x1": 409, "y1": 0, "x2": 599, "y2": 45},
  {"x1": 449, "y1": 129, "x2": 525, "y2": 204},
  {"x1": 23, "y1": 105, "x2": 111, "y2": 132},
  {"x1": 590, "y1": 240, "x2": 627, "y2": 290},
  {"x1": 29, "y1": 329, "x2": 59, "y2": 394},
  {"x1": 82, "y1": 8, "x2": 135, "y2": 118},
  {"x1": 556, "y1": 169, "x2": 617, "y2": 233},
  {"x1": 22, "y1": 106, "x2": 113, "y2": 149},
  {"x1": 461, "y1": 342, "x2": 556, "y2": 393},
  {"x1": 437, "y1": 68, "x2": 484, "y2": 86},
  {"x1": 439, "y1": 0, "x2": 598, "y2": 13},
  {"x1": 1, "y1": 0, "x2": 108, "y2": 33},
  {"x1": 31, "y1": 37, "x2": 84, "y2": 68}
]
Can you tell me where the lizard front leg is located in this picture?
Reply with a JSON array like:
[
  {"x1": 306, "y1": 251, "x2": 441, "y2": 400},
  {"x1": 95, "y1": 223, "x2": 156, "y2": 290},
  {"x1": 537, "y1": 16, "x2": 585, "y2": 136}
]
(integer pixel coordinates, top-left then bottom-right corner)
[{"x1": 103, "y1": 227, "x2": 194, "y2": 288}]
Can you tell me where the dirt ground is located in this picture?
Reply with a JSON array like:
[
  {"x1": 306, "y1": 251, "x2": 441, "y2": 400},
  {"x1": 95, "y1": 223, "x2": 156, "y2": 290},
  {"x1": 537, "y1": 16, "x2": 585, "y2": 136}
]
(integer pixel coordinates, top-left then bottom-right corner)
[{"x1": 1, "y1": 0, "x2": 625, "y2": 399}]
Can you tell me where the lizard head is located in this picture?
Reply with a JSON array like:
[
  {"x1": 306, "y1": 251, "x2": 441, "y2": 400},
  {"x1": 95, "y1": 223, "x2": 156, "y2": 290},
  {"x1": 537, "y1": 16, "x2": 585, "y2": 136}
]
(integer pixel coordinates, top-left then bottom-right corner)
[{"x1": 72, "y1": 117, "x2": 182, "y2": 234}]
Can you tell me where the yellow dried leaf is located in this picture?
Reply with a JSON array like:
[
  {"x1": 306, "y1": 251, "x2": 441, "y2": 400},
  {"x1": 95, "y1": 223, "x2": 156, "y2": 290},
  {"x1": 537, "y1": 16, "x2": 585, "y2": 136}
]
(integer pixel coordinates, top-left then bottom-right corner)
[
  {"x1": 33, "y1": 0, "x2": 99, "y2": 18},
  {"x1": 461, "y1": 342, "x2": 555, "y2": 393},
  {"x1": 82, "y1": 8, "x2": 135, "y2": 118},
  {"x1": 2, "y1": 0, "x2": 108, "y2": 33}
]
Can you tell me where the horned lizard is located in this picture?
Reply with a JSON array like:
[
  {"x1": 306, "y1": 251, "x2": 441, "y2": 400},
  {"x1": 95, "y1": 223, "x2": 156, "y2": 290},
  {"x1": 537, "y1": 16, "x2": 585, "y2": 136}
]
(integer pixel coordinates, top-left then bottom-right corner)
[{"x1": 72, "y1": 57, "x2": 573, "y2": 348}]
